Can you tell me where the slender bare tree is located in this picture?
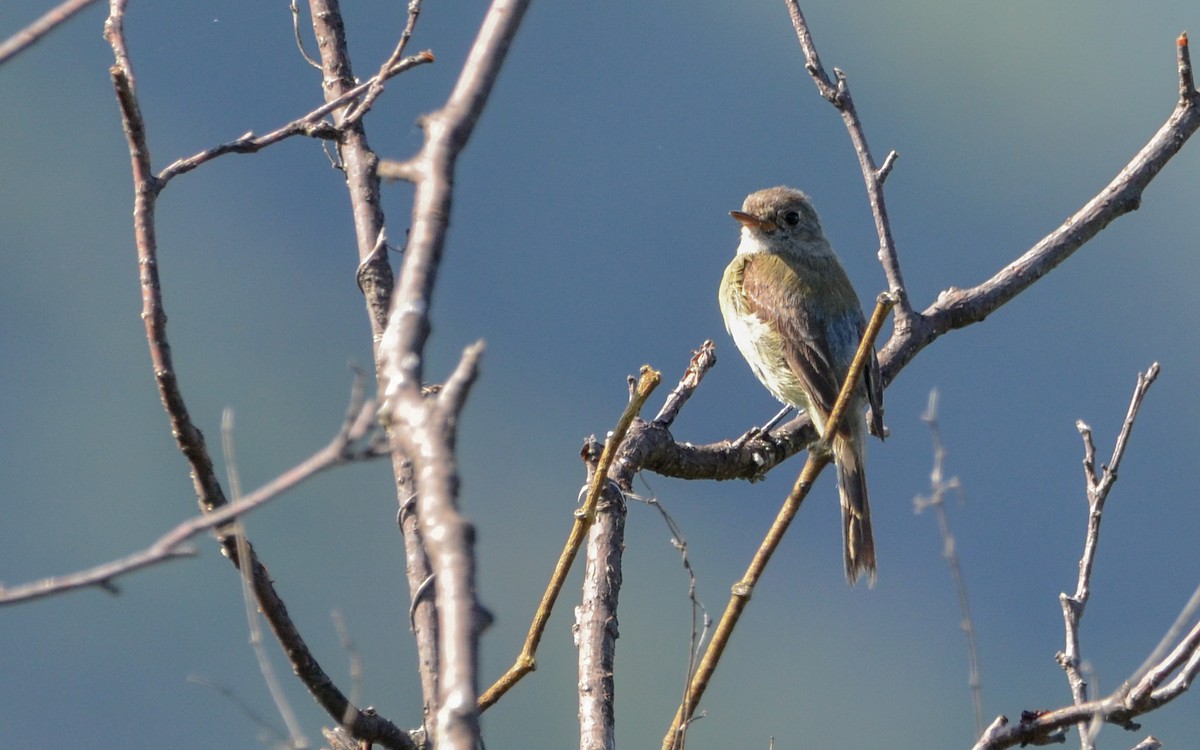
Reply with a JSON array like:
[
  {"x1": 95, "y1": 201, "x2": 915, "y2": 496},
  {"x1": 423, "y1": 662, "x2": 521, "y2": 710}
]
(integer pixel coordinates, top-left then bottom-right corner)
[{"x1": 2, "y1": 3, "x2": 1198, "y2": 750}]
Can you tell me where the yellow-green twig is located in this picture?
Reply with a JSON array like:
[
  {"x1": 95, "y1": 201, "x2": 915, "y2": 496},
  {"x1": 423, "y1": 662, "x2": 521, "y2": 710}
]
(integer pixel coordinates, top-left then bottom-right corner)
[{"x1": 479, "y1": 366, "x2": 661, "y2": 711}]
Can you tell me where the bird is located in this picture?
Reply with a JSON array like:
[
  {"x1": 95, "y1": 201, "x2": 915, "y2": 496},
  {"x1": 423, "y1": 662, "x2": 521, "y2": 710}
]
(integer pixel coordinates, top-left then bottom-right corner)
[{"x1": 718, "y1": 186, "x2": 884, "y2": 585}]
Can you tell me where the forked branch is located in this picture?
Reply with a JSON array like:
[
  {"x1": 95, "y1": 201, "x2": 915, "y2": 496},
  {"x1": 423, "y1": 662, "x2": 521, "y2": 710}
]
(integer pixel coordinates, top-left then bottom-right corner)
[
  {"x1": 0, "y1": 383, "x2": 384, "y2": 606},
  {"x1": 972, "y1": 364, "x2": 1200, "y2": 750},
  {"x1": 104, "y1": 3, "x2": 414, "y2": 746},
  {"x1": 620, "y1": 32, "x2": 1198, "y2": 496},
  {"x1": 372, "y1": 1, "x2": 533, "y2": 747}
]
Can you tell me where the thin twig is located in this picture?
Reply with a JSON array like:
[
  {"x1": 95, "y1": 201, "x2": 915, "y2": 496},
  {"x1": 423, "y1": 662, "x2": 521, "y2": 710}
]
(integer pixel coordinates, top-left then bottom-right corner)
[
  {"x1": 914, "y1": 390, "x2": 984, "y2": 737},
  {"x1": 627, "y1": 478, "x2": 712, "y2": 745},
  {"x1": 880, "y1": 36, "x2": 1198, "y2": 386},
  {"x1": 1126, "y1": 583, "x2": 1200, "y2": 706},
  {"x1": 0, "y1": 538, "x2": 195, "y2": 604},
  {"x1": 156, "y1": 50, "x2": 433, "y2": 187},
  {"x1": 187, "y1": 676, "x2": 290, "y2": 747},
  {"x1": 289, "y1": 0, "x2": 322, "y2": 69},
  {"x1": 968, "y1": 365, "x2": 1200, "y2": 750},
  {"x1": 662, "y1": 294, "x2": 895, "y2": 750},
  {"x1": 0, "y1": 390, "x2": 383, "y2": 607},
  {"x1": 653, "y1": 340, "x2": 718, "y2": 427},
  {"x1": 785, "y1": 0, "x2": 912, "y2": 327},
  {"x1": 1057, "y1": 364, "x2": 1160, "y2": 749},
  {"x1": 332, "y1": 609, "x2": 365, "y2": 723},
  {"x1": 223, "y1": 411, "x2": 309, "y2": 750},
  {"x1": 0, "y1": 0, "x2": 102, "y2": 66},
  {"x1": 103, "y1": 5, "x2": 413, "y2": 745},
  {"x1": 341, "y1": 0, "x2": 427, "y2": 124},
  {"x1": 478, "y1": 367, "x2": 661, "y2": 712}
]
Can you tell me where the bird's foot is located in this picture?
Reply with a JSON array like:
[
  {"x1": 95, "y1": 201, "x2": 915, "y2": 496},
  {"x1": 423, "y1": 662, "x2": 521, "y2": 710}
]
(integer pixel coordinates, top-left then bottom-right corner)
[{"x1": 732, "y1": 423, "x2": 780, "y2": 451}]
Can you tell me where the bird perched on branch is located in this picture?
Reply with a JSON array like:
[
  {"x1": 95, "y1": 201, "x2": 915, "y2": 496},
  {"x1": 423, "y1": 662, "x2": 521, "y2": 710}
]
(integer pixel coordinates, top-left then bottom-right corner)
[{"x1": 719, "y1": 186, "x2": 885, "y2": 585}]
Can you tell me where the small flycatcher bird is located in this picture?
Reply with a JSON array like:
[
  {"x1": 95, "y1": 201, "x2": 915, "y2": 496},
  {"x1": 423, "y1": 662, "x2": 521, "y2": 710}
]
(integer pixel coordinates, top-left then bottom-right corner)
[{"x1": 719, "y1": 186, "x2": 885, "y2": 585}]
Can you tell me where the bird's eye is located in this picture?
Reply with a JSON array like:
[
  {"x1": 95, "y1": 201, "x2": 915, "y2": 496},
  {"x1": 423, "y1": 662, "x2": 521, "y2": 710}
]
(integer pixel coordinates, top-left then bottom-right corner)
[{"x1": 782, "y1": 210, "x2": 801, "y2": 227}]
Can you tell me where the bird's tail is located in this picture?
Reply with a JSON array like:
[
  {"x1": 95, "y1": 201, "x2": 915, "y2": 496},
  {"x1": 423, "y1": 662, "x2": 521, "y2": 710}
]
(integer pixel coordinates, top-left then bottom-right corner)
[{"x1": 834, "y1": 429, "x2": 876, "y2": 586}]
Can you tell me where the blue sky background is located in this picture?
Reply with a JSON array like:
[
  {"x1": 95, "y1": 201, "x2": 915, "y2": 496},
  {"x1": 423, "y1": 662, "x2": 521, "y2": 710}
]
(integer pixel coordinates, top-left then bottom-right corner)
[{"x1": 3, "y1": 2, "x2": 1199, "y2": 748}]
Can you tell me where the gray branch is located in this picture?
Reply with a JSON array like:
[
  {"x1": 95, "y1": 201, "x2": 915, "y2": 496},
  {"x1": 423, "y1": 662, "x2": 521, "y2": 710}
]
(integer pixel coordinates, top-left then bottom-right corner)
[{"x1": 374, "y1": 1, "x2": 531, "y2": 748}]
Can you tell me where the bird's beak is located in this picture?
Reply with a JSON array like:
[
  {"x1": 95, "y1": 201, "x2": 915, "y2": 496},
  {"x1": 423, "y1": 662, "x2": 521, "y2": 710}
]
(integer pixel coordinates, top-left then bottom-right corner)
[{"x1": 730, "y1": 210, "x2": 776, "y2": 233}]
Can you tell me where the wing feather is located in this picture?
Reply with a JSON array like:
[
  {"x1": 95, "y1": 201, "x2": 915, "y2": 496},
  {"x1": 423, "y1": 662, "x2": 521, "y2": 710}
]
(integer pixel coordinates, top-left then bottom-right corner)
[{"x1": 738, "y1": 253, "x2": 842, "y2": 420}]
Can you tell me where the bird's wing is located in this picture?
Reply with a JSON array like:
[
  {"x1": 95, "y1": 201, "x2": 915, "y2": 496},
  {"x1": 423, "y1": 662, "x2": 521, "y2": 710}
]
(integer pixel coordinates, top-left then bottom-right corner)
[
  {"x1": 860, "y1": 316, "x2": 886, "y2": 439},
  {"x1": 738, "y1": 253, "x2": 842, "y2": 419},
  {"x1": 868, "y1": 316, "x2": 888, "y2": 439}
]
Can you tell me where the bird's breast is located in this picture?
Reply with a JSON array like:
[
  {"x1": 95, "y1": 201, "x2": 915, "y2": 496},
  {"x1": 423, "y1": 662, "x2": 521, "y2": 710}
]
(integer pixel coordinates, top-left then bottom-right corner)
[{"x1": 719, "y1": 260, "x2": 815, "y2": 410}]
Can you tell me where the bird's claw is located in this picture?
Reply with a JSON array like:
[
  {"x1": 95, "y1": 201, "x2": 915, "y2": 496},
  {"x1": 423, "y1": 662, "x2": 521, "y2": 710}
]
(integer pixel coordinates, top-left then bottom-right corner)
[{"x1": 732, "y1": 424, "x2": 780, "y2": 451}]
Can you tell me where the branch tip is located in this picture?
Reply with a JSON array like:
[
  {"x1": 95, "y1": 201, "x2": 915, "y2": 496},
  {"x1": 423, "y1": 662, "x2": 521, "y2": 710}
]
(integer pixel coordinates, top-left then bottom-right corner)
[
  {"x1": 1179, "y1": 31, "x2": 1196, "y2": 97},
  {"x1": 877, "y1": 150, "x2": 898, "y2": 183}
]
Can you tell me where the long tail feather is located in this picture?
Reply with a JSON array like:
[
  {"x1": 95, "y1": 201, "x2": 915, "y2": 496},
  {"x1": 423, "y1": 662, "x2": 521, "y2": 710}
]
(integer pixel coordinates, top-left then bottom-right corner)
[{"x1": 834, "y1": 431, "x2": 875, "y2": 586}]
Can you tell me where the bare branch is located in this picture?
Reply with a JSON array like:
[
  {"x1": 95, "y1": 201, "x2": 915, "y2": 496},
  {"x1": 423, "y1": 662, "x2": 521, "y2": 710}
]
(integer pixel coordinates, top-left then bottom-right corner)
[
  {"x1": 971, "y1": 674, "x2": 1195, "y2": 750},
  {"x1": 575, "y1": 371, "x2": 665, "y2": 750},
  {"x1": 785, "y1": 0, "x2": 912, "y2": 326},
  {"x1": 479, "y1": 367, "x2": 661, "y2": 712},
  {"x1": 384, "y1": 393, "x2": 483, "y2": 750},
  {"x1": 0, "y1": 540, "x2": 196, "y2": 604},
  {"x1": 1056, "y1": 363, "x2": 1160, "y2": 744},
  {"x1": 789, "y1": 16, "x2": 1199, "y2": 395},
  {"x1": 371, "y1": 2, "x2": 533, "y2": 745},
  {"x1": 970, "y1": 364, "x2": 1200, "y2": 749},
  {"x1": 397, "y1": 455, "x2": 440, "y2": 734},
  {"x1": 881, "y1": 40, "x2": 1198, "y2": 385},
  {"x1": 914, "y1": 390, "x2": 983, "y2": 737},
  {"x1": 377, "y1": 0, "x2": 532, "y2": 403},
  {"x1": 156, "y1": 50, "x2": 433, "y2": 187},
  {"x1": 577, "y1": 466, "x2": 626, "y2": 750},
  {"x1": 0, "y1": 0, "x2": 101, "y2": 66},
  {"x1": 652, "y1": 340, "x2": 718, "y2": 427},
  {"x1": 103, "y1": 4, "x2": 415, "y2": 745},
  {"x1": 1128, "y1": 594, "x2": 1200, "y2": 705},
  {"x1": 289, "y1": 0, "x2": 322, "y2": 69},
  {"x1": 341, "y1": 0, "x2": 428, "y2": 124},
  {"x1": 300, "y1": 0, "x2": 447, "y2": 731},
  {"x1": 619, "y1": 36, "x2": 1198, "y2": 496},
  {"x1": 224, "y1": 412, "x2": 309, "y2": 749},
  {"x1": 0, "y1": 391, "x2": 383, "y2": 607},
  {"x1": 397, "y1": 343, "x2": 490, "y2": 746},
  {"x1": 106, "y1": 0, "x2": 221, "y2": 516}
]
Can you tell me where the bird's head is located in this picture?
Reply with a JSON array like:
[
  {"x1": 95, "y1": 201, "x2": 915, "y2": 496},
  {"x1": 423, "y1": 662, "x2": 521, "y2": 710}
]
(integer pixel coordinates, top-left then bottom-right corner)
[{"x1": 730, "y1": 186, "x2": 830, "y2": 257}]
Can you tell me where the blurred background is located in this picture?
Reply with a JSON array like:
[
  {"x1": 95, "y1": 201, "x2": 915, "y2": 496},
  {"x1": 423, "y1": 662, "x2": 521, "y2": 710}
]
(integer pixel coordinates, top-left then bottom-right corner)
[{"x1": 2, "y1": 1, "x2": 1199, "y2": 748}]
